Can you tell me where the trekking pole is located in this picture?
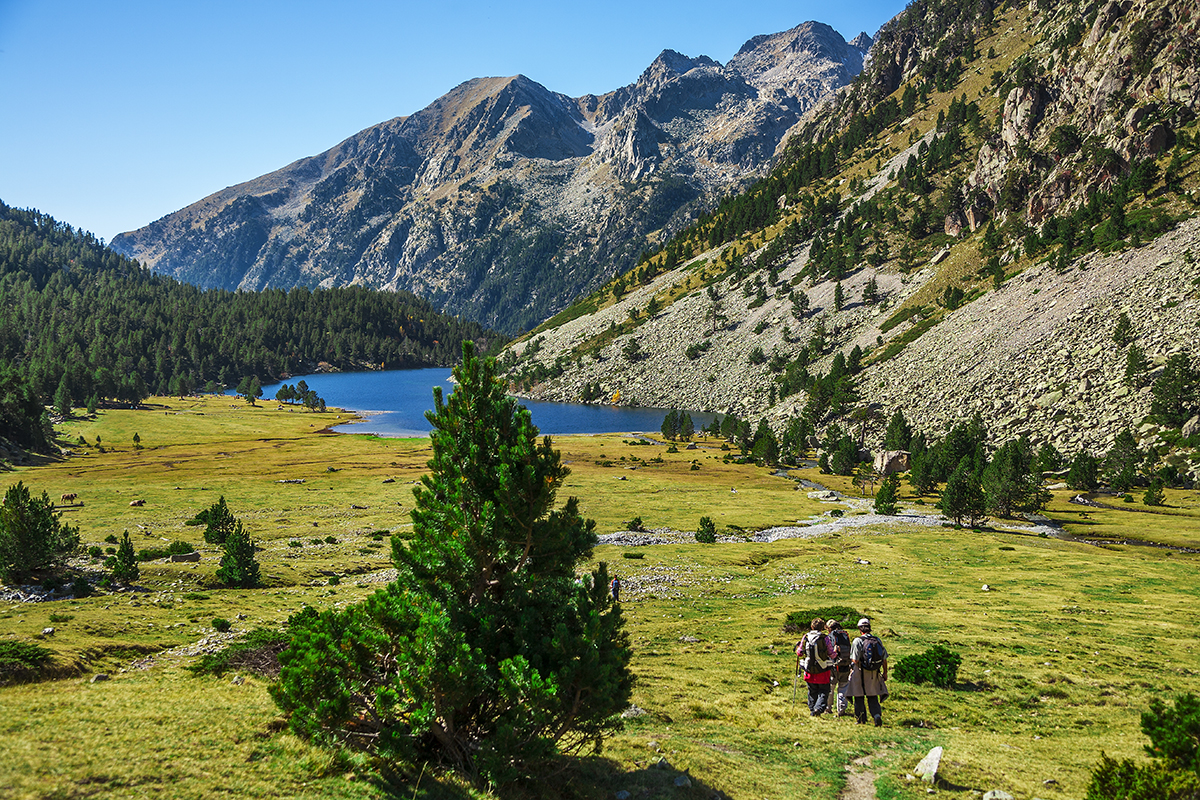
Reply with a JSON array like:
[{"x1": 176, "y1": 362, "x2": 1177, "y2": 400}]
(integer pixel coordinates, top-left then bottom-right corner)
[{"x1": 792, "y1": 650, "x2": 800, "y2": 707}]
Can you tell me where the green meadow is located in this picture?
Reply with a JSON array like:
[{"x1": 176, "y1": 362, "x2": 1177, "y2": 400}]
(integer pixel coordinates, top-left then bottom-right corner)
[{"x1": 1, "y1": 397, "x2": 1198, "y2": 799}]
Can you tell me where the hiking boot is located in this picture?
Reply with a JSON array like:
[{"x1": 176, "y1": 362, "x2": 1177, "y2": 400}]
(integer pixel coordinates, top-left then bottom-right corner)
[{"x1": 873, "y1": 715, "x2": 882, "y2": 727}]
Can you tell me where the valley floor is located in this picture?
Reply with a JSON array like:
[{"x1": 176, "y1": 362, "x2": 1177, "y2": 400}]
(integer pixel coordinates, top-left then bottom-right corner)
[{"x1": 1, "y1": 398, "x2": 1197, "y2": 799}]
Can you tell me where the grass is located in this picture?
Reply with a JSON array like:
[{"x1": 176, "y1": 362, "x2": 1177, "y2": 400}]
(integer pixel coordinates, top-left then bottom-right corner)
[{"x1": 1, "y1": 398, "x2": 1199, "y2": 799}]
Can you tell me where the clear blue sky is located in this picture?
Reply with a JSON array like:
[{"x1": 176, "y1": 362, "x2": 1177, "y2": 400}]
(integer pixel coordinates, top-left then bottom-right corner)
[{"x1": 0, "y1": 0, "x2": 907, "y2": 243}]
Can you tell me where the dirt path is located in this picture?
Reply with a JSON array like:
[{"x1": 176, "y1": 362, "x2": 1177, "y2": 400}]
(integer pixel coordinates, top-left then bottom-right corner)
[{"x1": 839, "y1": 753, "x2": 880, "y2": 800}]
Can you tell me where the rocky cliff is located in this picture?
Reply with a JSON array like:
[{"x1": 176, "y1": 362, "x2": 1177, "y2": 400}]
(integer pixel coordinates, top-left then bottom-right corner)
[
  {"x1": 500, "y1": 0, "x2": 1200, "y2": 477},
  {"x1": 112, "y1": 22, "x2": 871, "y2": 335}
]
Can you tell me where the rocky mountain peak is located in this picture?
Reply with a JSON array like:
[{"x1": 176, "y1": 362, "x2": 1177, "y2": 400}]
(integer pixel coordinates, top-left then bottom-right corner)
[
  {"x1": 848, "y1": 31, "x2": 874, "y2": 52},
  {"x1": 112, "y1": 17, "x2": 871, "y2": 335},
  {"x1": 728, "y1": 21, "x2": 864, "y2": 99}
]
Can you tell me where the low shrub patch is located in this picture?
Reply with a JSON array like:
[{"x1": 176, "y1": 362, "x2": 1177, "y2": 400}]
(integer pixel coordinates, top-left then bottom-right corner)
[
  {"x1": 893, "y1": 644, "x2": 963, "y2": 688},
  {"x1": 186, "y1": 627, "x2": 289, "y2": 677},
  {"x1": 0, "y1": 641, "x2": 54, "y2": 683},
  {"x1": 783, "y1": 606, "x2": 860, "y2": 633}
]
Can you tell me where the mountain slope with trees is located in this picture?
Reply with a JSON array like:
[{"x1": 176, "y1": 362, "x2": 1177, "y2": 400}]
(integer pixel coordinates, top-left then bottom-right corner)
[
  {"x1": 0, "y1": 200, "x2": 499, "y2": 456},
  {"x1": 500, "y1": 0, "x2": 1200, "y2": 484},
  {"x1": 111, "y1": 23, "x2": 871, "y2": 335}
]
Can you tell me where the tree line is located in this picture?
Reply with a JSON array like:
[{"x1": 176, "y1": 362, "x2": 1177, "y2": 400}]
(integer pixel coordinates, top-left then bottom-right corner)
[{"x1": 0, "y1": 199, "x2": 500, "y2": 452}]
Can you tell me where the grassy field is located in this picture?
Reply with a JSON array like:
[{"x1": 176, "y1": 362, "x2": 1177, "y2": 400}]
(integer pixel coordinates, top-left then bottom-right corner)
[{"x1": 2, "y1": 398, "x2": 1198, "y2": 799}]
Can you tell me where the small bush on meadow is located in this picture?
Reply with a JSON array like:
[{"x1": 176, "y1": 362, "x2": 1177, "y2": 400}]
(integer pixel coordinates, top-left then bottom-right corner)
[
  {"x1": 893, "y1": 644, "x2": 963, "y2": 688},
  {"x1": 0, "y1": 640, "x2": 54, "y2": 683},
  {"x1": 696, "y1": 516, "x2": 717, "y2": 543},
  {"x1": 187, "y1": 627, "x2": 289, "y2": 677},
  {"x1": 783, "y1": 606, "x2": 860, "y2": 633},
  {"x1": 212, "y1": 617, "x2": 232, "y2": 632}
]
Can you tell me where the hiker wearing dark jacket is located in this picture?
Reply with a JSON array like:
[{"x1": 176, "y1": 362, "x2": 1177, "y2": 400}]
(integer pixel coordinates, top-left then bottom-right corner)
[
  {"x1": 847, "y1": 617, "x2": 888, "y2": 726},
  {"x1": 826, "y1": 619, "x2": 853, "y2": 716},
  {"x1": 796, "y1": 618, "x2": 835, "y2": 716}
]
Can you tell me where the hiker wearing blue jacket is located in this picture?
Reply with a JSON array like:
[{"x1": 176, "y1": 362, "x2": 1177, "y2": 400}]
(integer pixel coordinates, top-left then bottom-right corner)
[{"x1": 847, "y1": 617, "x2": 888, "y2": 726}]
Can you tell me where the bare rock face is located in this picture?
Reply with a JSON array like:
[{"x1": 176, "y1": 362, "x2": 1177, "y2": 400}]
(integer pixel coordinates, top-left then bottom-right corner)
[
  {"x1": 112, "y1": 21, "x2": 867, "y2": 334},
  {"x1": 1000, "y1": 86, "x2": 1046, "y2": 149}
]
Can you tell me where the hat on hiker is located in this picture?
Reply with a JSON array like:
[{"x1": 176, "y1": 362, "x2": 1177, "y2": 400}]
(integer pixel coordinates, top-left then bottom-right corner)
[{"x1": 857, "y1": 618, "x2": 871, "y2": 629}]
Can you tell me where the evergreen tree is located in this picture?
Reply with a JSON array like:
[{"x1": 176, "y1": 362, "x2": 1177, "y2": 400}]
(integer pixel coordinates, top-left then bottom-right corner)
[
  {"x1": 0, "y1": 481, "x2": 81, "y2": 583},
  {"x1": 661, "y1": 409, "x2": 679, "y2": 441},
  {"x1": 982, "y1": 437, "x2": 1049, "y2": 517},
  {"x1": 1112, "y1": 312, "x2": 1135, "y2": 347},
  {"x1": 201, "y1": 496, "x2": 238, "y2": 545},
  {"x1": 908, "y1": 436, "x2": 937, "y2": 495},
  {"x1": 830, "y1": 435, "x2": 858, "y2": 475},
  {"x1": 1033, "y1": 442, "x2": 1064, "y2": 475},
  {"x1": 833, "y1": 281, "x2": 845, "y2": 312},
  {"x1": 1143, "y1": 478, "x2": 1166, "y2": 507},
  {"x1": 883, "y1": 409, "x2": 913, "y2": 451},
  {"x1": 1149, "y1": 352, "x2": 1199, "y2": 428},
  {"x1": 678, "y1": 412, "x2": 695, "y2": 441},
  {"x1": 696, "y1": 516, "x2": 717, "y2": 543},
  {"x1": 874, "y1": 473, "x2": 901, "y2": 515},
  {"x1": 1105, "y1": 428, "x2": 1142, "y2": 492},
  {"x1": 271, "y1": 343, "x2": 631, "y2": 787},
  {"x1": 1066, "y1": 451, "x2": 1100, "y2": 491},
  {"x1": 53, "y1": 376, "x2": 72, "y2": 418},
  {"x1": 215, "y1": 521, "x2": 260, "y2": 589},
  {"x1": 1124, "y1": 343, "x2": 1149, "y2": 387},
  {"x1": 110, "y1": 530, "x2": 139, "y2": 583},
  {"x1": 938, "y1": 460, "x2": 986, "y2": 526}
]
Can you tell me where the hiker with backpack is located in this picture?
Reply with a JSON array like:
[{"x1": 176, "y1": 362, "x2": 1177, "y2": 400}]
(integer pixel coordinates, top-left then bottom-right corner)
[
  {"x1": 847, "y1": 617, "x2": 888, "y2": 726},
  {"x1": 796, "y1": 618, "x2": 836, "y2": 716},
  {"x1": 610, "y1": 576, "x2": 621, "y2": 602},
  {"x1": 826, "y1": 619, "x2": 853, "y2": 716}
]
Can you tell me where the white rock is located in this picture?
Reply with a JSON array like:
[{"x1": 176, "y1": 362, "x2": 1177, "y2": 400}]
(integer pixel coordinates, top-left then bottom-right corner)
[{"x1": 914, "y1": 746, "x2": 943, "y2": 783}]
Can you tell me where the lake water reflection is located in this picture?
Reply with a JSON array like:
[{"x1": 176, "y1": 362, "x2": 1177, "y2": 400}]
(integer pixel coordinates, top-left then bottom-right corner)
[{"x1": 256, "y1": 369, "x2": 716, "y2": 437}]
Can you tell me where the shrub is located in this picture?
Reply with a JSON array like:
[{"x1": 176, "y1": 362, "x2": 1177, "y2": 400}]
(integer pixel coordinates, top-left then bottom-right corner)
[
  {"x1": 626, "y1": 516, "x2": 646, "y2": 532},
  {"x1": 0, "y1": 640, "x2": 54, "y2": 683},
  {"x1": 112, "y1": 532, "x2": 139, "y2": 583},
  {"x1": 327, "y1": 576, "x2": 340, "y2": 586},
  {"x1": 103, "y1": 533, "x2": 118, "y2": 545},
  {"x1": 324, "y1": 535, "x2": 337, "y2": 544},
  {"x1": 212, "y1": 617, "x2": 232, "y2": 633},
  {"x1": 0, "y1": 481, "x2": 81, "y2": 584},
  {"x1": 621, "y1": 552, "x2": 645, "y2": 559},
  {"x1": 87, "y1": 546, "x2": 103, "y2": 559},
  {"x1": 187, "y1": 627, "x2": 290, "y2": 677},
  {"x1": 783, "y1": 607, "x2": 859, "y2": 633},
  {"x1": 1087, "y1": 693, "x2": 1200, "y2": 799},
  {"x1": 893, "y1": 644, "x2": 962, "y2": 688},
  {"x1": 216, "y1": 522, "x2": 260, "y2": 589},
  {"x1": 696, "y1": 516, "x2": 717, "y2": 543}
]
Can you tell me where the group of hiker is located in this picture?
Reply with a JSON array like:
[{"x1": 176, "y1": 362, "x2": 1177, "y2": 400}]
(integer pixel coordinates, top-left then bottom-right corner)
[{"x1": 796, "y1": 617, "x2": 888, "y2": 726}]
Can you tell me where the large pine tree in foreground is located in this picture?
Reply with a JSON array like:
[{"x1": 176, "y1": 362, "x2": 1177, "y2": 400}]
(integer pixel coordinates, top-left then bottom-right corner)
[{"x1": 272, "y1": 343, "x2": 631, "y2": 788}]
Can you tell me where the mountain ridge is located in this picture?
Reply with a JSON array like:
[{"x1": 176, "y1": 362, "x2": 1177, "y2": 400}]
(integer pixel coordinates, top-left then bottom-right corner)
[{"x1": 112, "y1": 21, "x2": 872, "y2": 334}]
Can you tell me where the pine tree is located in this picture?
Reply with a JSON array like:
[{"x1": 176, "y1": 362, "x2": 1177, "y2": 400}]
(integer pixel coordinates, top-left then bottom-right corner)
[
  {"x1": 1150, "y1": 352, "x2": 1199, "y2": 428},
  {"x1": 874, "y1": 474, "x2": 901, "y2": 515},
  {"x1": 678, "y1": 412, "x2": 695, "y2": 441},
  {"x1": 1143, "y1": 478, "x2": 1166, "y2": 507},
  {"x1": 833, "y1": 281, "x2": 845, "y2": 312},
  {"x1": 661, "y1": 409, "x2": 680, "y2": 441},
  {"x1": 1066, "y1": 451, "x2": 1099, "y2": 491},
  {"x1": 883, "y1": 409, "x2": 913, "y2": 451},
  {"x1": 0, "y1": 482, "x2": 81, "y2": 583},
  {"x1": 53, "y1": 376, "x2": 72, "y2": 419},
  {"x1": 1112, "y1": 312, "x2": 1134, "y2": 347},
  {"x1": 1124, "y1": 343, "x2": 1149, "y2": 387},
  {"x1": 215, "y1": 521, "x2": 260, "y2": 589},
  {"x1": 696, "y1": 516, "x2": 717, "y2": 543},
  {"x1": 1104, "y1": 428, "x2": 1142, "y2": 493},
  {"x1": 938, "y1": 460, "x2": 986, "y2": 526},
  {"x1": 110, "y1": 531, "x2": 139, "y2": 583},
  {"x1": 201, "y1": 496, "x2": 237, "y2": 544},
  {"x1": 271, "y1": 343, "x2": 631, "y2": 787}
]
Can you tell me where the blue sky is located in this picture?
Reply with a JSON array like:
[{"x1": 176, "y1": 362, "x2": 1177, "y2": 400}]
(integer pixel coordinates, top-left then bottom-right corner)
[{"x1": 0, "y1": 0, "x2": 907, "y2": 243}]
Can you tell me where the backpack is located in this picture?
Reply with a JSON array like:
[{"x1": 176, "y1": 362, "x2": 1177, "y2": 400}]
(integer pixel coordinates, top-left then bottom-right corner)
[
  {"x1": 830, "y1": 629, "x2": 852, "y2": 666},
  {"x1": 859, "y1": 634, "x2": 885, "y2": 671},
  {"x1": 803, "y1": 631, "x2": 832, "y2": 672}
]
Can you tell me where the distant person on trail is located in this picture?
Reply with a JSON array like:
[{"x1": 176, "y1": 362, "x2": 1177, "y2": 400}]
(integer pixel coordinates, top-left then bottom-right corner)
[
  {"x1": 610, "y1": 576, "x2": 620, "y2": 602},
  {"x1": 847, "y1": 617, "x2": 888, "y2": 726},
  {"x1": 797, "y1": 618, "x2": 835, "y2": 716},
  {"x1": 826, "y1": 619, "x2": 853, "y2": 716}
]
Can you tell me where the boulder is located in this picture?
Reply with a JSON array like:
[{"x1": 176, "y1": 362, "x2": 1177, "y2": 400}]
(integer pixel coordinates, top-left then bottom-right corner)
[
  {"x1": 914, "y1": 746, "x2": 943, "y2": 783},
  {"x1": 90, "y1": 673, "x2": 110, "y2": 683},
  {"x1": 874, "y1": 450, "x2": 911, "y2": 475},
  {"x1": 983, "y1": 791, "x2": 1015, "y2": 800},
  {"x1": 1182, "y1": 415, "x2": 1200, "y2": 439},
  {"x1": 170, "y1": 552, "x2": 201, "y2": 563}
]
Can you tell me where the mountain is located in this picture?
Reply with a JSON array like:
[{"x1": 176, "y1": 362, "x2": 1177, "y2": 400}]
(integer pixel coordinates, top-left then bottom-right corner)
[
  {"x1": 112, "y1": 22, "x2": 871, "y2": 334},
  {"x1": 498, "y1": 0, "x2": 1200, "y2": 479}
]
